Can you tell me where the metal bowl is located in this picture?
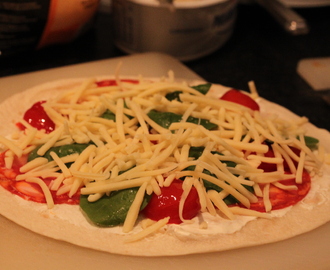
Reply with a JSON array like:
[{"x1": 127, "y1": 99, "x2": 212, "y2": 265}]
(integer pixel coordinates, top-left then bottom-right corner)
[{"x1": 112, "y1": 0, "x2": 237, "y2": 61}]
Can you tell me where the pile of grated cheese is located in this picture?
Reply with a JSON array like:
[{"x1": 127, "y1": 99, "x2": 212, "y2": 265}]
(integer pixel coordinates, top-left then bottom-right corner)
[{"x1": 0, "y1": 73, "x2": 325, "y2": 241}]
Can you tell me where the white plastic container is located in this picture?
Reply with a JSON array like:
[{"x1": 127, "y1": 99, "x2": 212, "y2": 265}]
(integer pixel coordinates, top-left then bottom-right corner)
[{"x1": 112, "y1": 0, "x2": 237, "y2": 61}]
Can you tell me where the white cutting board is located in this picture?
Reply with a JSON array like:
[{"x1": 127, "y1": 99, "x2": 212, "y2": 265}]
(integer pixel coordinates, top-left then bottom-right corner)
[
  {"x1": 297, "y1": 57, "x2": 330, "y2": 91},
  {"x1": 0, "y1": 52, "x2": 329, "y2": 270}
]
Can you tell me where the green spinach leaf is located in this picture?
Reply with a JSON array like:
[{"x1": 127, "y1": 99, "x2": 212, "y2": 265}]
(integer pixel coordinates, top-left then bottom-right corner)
[
  {"x1": 147, "y1": 110, "x2": 218, "y2": 130},
  {"x1": 80, "y1": 188, "x2": 151, "y2": 227},
  {"x1": 28, "y1": 143, "x2": 91, "y2": 162},
  {"x1": 191, "y1": 83, "x2": 212, "y2": 95},
  {"x1": 101, "y1": 109, "x2": 116, "y2": 121},
  {"x1": 302, "y1": 135, "x2": 319, "y2": 150},
  {"x1": 165, "y1": 83, "x2": 212, "y2": 101}
]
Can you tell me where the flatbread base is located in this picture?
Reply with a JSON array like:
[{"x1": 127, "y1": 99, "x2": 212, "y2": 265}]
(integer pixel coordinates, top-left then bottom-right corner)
[{"x1": 0, "y1": 78, "x2": 329, "y2": 256}]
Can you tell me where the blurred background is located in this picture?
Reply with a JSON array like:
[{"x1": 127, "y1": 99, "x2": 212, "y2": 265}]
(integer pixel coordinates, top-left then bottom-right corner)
[{"x1": 0, "y1": 0, "x2": 329, "y2": 130}]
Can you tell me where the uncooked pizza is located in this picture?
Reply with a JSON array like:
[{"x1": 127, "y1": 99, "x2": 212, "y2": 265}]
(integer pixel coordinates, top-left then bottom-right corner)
[{"x1": 0, "y1": 72, "x2": 329, "y2": 256}]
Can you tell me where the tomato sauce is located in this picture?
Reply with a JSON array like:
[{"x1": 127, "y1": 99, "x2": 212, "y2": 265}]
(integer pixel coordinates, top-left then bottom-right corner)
[
  {"x1": 236, "y1": 146, "x2": 311, "y2": 212},
  {"x1": 23, "y1": 101, "x2": 55, "y2": 133},
  {"x1": 239, "y1": 171, "x2": 311, "y2": 212},
  {"x1": 0, "y1": 152, "x2": 80, "y2": 204},
  {"x1": 96, "y1": 79, "x2": 139, "y2": 87}
]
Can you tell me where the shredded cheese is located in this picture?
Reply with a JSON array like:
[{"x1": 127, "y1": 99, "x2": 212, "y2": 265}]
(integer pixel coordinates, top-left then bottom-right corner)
[
  {"x1": 123, "y1": 181, "x2": 149, "y2": 233},
  {"x1": 125, "y1": 217, "x2": 170, "y2": 243}
]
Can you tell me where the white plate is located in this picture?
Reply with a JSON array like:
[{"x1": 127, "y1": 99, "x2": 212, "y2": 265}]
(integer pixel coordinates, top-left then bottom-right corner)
[{"x1": 1, "y1": 52, "x2": 330, "y2": 270}]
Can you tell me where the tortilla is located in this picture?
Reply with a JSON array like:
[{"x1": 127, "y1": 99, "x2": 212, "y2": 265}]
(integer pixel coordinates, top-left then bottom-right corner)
[{"x1": 0, "y1": 77, "x2": 329, "y2": 256}]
